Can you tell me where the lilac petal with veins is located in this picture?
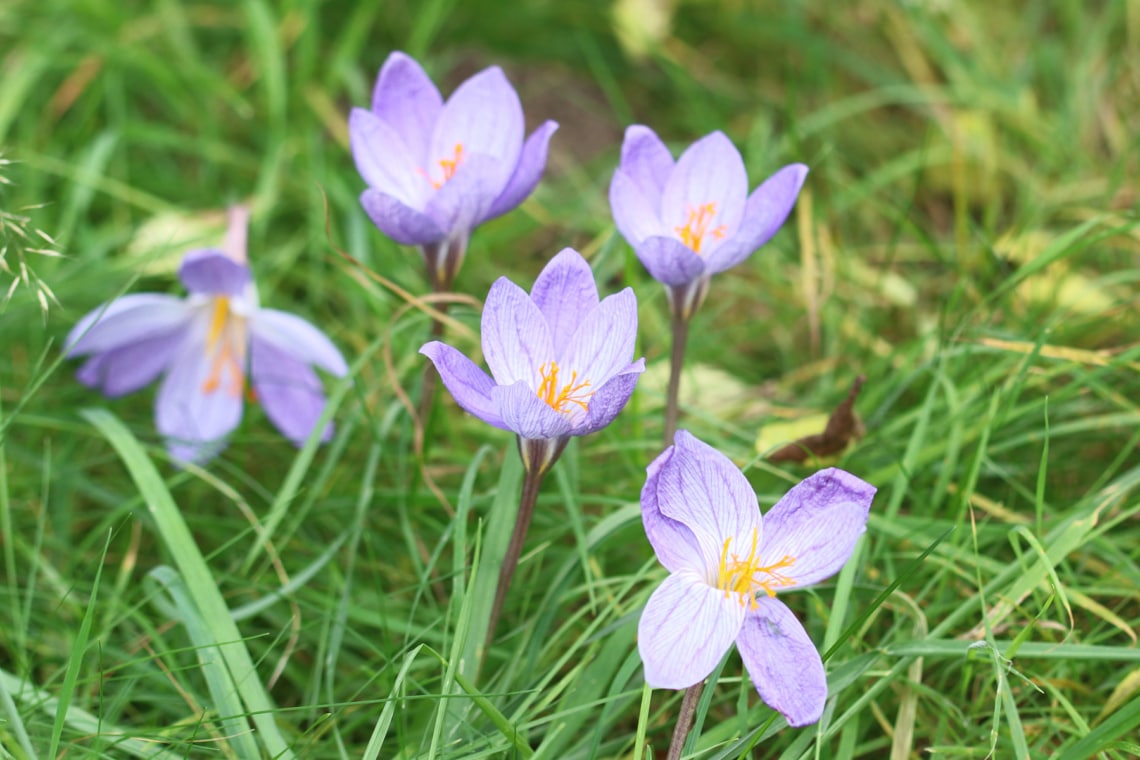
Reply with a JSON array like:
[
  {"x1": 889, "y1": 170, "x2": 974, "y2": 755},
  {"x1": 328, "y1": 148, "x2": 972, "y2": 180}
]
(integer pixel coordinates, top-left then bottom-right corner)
[
  {"x1": 360, "y1": 189, "x2": 447, "y2": 246},
  {"x1": 420, "y1": 341, "x2": 507, "y2": 430},
  {"x1": 78, "y1": 329, "x2": 187, "y2": 397},
  {"x1": 529, "y1": 247, "x2": 600, "y2": 356},
  {"x1": 251, "y1": 335, "x2": 333, "y2": 445},
  {"x1": 178, "y1": 250, "x2": 251, "y2": 296},
  {"x1": 705, "y1": 163, "x2": 809, "y2": 275},
  {"x1": 737, "y1": 596, "x2": 828, "y2": 727},
  {"x1": 483, "y1": 120, "x2": 559, "y2": 222},
  {"x1": 481, "y1": 277, "x2": 553, "y2": 386},
  {"x1": 638, "y1": 571, "x2": 746, "y2": 689},
  {"x1": 370, "y1": 52, "x2": 443, "y2": 165},
  {"x1": 155, "y1": 331, "x2": 244, "y2": 459}
]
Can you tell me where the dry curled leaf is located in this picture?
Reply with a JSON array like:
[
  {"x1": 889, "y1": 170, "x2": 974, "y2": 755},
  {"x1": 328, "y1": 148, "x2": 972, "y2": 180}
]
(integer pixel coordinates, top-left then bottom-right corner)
[{"x1": 765, "y1": 376, "x2": 866, "y2": 464}]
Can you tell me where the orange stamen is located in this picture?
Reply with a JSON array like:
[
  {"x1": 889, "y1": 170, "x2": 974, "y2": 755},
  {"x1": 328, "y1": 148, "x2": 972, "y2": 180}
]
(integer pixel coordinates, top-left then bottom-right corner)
[
  {"x1": 536, "y1": 361, "x2": 594, "y2": 413},
  {"x1": 201, "y1": 297, "x2": 247, "y2": 397},
  {"x1": 418, "y1": 143, "x2": 466, "y2": 189},
  {"x1": 675, "y1": 202, "x2": 727, "y2": 254},
  {"x1": 716, "y1": 527, "x2": 797, "y2": 608}
]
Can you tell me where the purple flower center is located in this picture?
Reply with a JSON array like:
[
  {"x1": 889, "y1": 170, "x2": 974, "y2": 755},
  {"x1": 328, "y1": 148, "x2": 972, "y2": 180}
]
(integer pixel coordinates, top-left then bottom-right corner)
[
  {"x1": 536, "y1": 361, "x2": 594, "y2": 414},
  {"x1": 202, "y1": 296, "x2": 249, "y2": 398},
  {"x1": 716, "y1": 528, "x2": 797, "y2": 607},
  {"x1": 675, "y1": 202, "x2": 727, "y2": 255},
  {"x1": 420, "y1": 143, "x2": 465, "y2": 190}
]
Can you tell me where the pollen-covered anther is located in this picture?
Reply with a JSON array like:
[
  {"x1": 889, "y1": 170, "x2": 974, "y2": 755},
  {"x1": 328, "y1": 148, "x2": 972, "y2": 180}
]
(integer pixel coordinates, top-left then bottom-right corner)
[
  {"x1": 717, "y1": 528, "x2": 797, "y2": 607},
  {"x1": 675, "y1": 202, "x2": 727, "y2": 255},
  {"x1": 201, "y1": 297, "x2": 247, "y2": 397},
  {"x1": 536, "y1": 361, "x2": 594, "y2": 414}
]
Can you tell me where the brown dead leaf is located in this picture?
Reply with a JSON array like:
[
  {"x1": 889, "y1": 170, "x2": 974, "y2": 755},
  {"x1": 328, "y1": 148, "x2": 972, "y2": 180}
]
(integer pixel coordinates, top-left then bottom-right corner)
[{"x1": 767, "y1": 376, "x2": 866, "y2": 463}]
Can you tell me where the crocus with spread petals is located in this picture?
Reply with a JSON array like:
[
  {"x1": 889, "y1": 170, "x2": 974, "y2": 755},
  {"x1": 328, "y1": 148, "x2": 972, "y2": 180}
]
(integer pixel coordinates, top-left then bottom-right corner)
[
  {"x1": 422, "y1": 247, "x2": 644, "y2": 644},
  {"x1": 638, "y1": 430, "x2": 875, "y2": 727},
  {"x1": 66, "y1": 210, "x2": 348, "y2": 464},
  {"x1": 421, "y1": 247, "x2": 644, "y2": 472},
  {"x1": 350, "y1": 51, "x2": 558, "y2": 291},
  {"x1": 610, "y1": 125, "x2": 807, "y2": 320}
]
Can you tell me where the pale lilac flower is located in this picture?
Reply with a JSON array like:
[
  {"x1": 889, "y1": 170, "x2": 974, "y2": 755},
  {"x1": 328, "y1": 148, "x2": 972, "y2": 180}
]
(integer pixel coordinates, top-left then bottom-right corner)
[
  {"x1": 610, "y1": 125, "x2": 808, "y2": 319},
  {"x1": 420, "y1": 248, "x2": 644, "y2": 472},
  {"x1": 350, "y1": 51, "x2": 558, "y2": 290},
  {"x1": 66, "y1": 217, "x2": 348, "y2": 465},
  {"x1": 638, "y1": 430, "x2": 875, "y2": 727}
]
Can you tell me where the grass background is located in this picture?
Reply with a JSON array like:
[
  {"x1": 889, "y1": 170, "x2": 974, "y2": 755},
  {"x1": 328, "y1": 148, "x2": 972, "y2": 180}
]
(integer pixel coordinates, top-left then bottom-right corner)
[{"x1": 2, "y1": 0, "x2": 1139, "y2": 757}]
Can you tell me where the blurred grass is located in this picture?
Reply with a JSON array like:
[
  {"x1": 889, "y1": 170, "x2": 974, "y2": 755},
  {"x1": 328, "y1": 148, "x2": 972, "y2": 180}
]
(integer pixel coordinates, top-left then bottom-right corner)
[{"x1": 1, "y1": 0, "x2": 1139, "y2": 757}]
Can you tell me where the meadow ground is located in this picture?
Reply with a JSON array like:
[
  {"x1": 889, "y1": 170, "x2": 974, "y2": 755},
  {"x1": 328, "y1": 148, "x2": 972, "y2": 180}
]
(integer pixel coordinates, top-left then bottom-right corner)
[{"x1": 1, "y1": 1, "x2": 1139, "y2": 757}]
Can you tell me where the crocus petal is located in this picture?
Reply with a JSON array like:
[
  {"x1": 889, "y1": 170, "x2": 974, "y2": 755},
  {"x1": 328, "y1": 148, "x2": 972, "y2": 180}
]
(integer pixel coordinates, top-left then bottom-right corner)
[
  {"x1": 430, "y1": 66, "x2": 523, "y2": 194},
  {"x1": 633, "y1": 236, "x2": 706, "y2": 286},
  {"x1": 250, "y1": 335, "x2": 333, "y2": 445},
  {"x1": 420, "y1": 341, "x2": 507, "y2": 430},
  {"x1": 77, "y1": 328, "x2": 188, "y2": 397},
  {"x1": 480, "y1": 277, "x2": 553, "y2": 386},
  {"x1": 66, "y1": 294, "x2": 191, "y2": 355},
  {"x1": 640, "y1": 442, "x2": 705, "y2": 573},
  {"x1": 423, "y1": 153, "x2": 502, "y2": 238},
  {"x1": 492, "y1": 381, "x2": 574, "y2": 440},
  {"x1": 370, "y1": 52, "x2": 443, "y2": 165},
  {"x1": 179, "y1": 250, "x2": 251, "y2": 296},
  {"x1": 360, "y1": 188, "x2": 446, "y2": 246},
  {"x1": 758, "y1": 468, "x2": 874, "y2": 588},
  {"x1": 248, "y1": 309, "x2": 347, "y2": 376},
  {"x1": 704, "y1": 163, "x2": 808, "y2": 275},
  {"x1": 561, "y1": 287, "x2": 638, "y2": 384},
  {"x1": 529, "y1": 248, "x2": 600, "y2": 356},
  {"x1": 482, "y1": 120, "x2": 558, "y2": 222},
  {"x1": 575, "y1": 360, "x2": 644, "y2": 435},
  {"x1": 653, "y1": 430, "x2": 762, "y2": 568},
  {"x1": 638, "y1": 571, "x2": 747, "y2": 689},
  {"x1": 155, "y1": 331, "x2": 243, "y2": 464},
  {"x1": 736, "y1": 596, "x2": 827, "y2": 727},
  {"x1": 661, "y1": 131, "x2": 748, "y2": 253},
  {"x1": 610, "y1": 169, "x2": 664, "y2": 246},
  {"x1": 350, "y1": 108, "x2": 430, "y2": 210},
  {"x1": 619, "y1": 125, "x2": 674, "y2": 208}
]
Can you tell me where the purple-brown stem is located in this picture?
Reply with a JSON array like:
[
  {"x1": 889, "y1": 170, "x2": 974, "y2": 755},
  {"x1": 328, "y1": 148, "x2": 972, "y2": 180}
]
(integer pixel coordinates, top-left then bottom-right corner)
[
  {"x1": 417, "y1": 302, "x2": 448, "y2": 427},
  {"x1": 663, "y1": 313, "x2": 689, "y2": 447},
  {"x1": 416, "y1": 237, "x2": 468, "y2": 425},
  {"x1": 667, "y1": 682, "x2": 705, "y2": 760},
  {"x1": 485, "y1": 436, "x2": 567, "y2": 650}
]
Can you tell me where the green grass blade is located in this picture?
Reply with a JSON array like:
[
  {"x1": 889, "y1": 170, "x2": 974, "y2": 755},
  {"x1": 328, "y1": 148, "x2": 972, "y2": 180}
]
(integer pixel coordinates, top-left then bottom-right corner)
[
  {"x1": 82, "y1": 408, "x2": 294, "y2": 759},
  {"x1": 47, "y1": 529, "x2": 110, "y2": 757},
  {"x1": 0, "y1": 667, "x2": 181, "y2": 759},
  {"x1": 362, "y1": 644, "x2": 424, "y2": 760},
  {"x1": 146, "y1": 565, "x2": 261, "y2": 758}
]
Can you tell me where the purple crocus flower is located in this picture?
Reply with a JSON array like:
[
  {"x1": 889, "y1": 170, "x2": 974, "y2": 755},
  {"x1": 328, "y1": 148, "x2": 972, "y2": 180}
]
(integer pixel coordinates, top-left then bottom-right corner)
[
  {"x1": 638, "y1": 430, "x2": 875, "y2": 727},
  {"x1": 66, "y1": 210, "x2": 348, "y2": 465},
  {"x1": 420, "y1": 247, "x2": 644, "y2": 472},
  {"x1": 610, "y1": 125, "x2": 808, "y2": 319},
  {"x1": 350, "y1": 52, "x2": 558, "y2": 291}
]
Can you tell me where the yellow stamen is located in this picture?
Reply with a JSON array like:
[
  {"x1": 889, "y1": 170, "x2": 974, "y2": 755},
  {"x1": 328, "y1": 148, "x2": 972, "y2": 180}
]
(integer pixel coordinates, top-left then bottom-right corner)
[
  {"x1": 716, "y1": 527, "x2": 797, "y2": 608},
  {"x1": 201, "y1": 297, "x2": 247, "y2": 398},
  {"x1": 536, "y1": 361, "x2": 594, "y2": 413},
  {"x1": 675, "y1": 202, "x2": 727, "y2": 254}
]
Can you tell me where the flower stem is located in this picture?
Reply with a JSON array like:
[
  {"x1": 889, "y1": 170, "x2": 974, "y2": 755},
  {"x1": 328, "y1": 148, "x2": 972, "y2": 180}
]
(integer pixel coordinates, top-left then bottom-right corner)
[
  {"x1": 663, "y1": 313, "x2": 689, "y2": 446},
  {"x1": 667, "y1": 681, "x2": 705, "y2": 760},
  {"x1": 222, "y1": 204, "x2": 250, "y2": 264},
  {"x1": 417, "y1": 236, "x2": 466, "y2": 426},
  {"x1": 417, "y1": 301, "x2": 448, "y2": 427},
  {"x1": 485, "y1": 458, "x2": 547, "y2": 650}
]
